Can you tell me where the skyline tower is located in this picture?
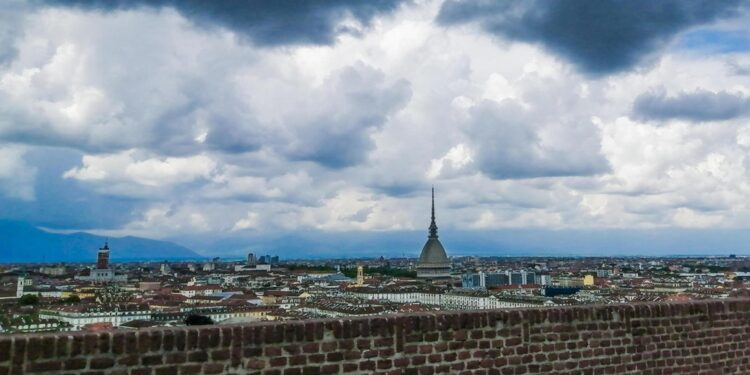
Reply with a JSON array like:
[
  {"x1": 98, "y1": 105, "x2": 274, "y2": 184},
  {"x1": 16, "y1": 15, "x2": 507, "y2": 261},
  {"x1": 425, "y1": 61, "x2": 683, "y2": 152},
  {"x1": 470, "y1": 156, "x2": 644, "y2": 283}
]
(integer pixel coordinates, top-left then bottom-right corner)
[{"x1": 416, "y1": 187, "x2": 451, "y2": 279}]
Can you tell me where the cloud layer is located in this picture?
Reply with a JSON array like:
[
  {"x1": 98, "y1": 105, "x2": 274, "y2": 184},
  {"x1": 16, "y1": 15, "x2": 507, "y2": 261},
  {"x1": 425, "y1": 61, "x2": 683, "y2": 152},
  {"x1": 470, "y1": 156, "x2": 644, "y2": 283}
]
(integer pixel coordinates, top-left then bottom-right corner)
[{"x1": 0, "y1": 0, "x2": 750, "y2": 256}]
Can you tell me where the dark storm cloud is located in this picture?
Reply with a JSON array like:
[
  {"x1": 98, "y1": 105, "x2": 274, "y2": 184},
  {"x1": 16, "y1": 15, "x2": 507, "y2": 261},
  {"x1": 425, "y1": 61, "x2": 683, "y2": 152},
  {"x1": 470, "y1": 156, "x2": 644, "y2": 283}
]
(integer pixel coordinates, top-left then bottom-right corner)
[
  {"x1": 437, "y1": 0, "x2": 745, "y2": 75},
  {"x1": 633, "y1": 89, "x2": 750, "y2": 122},
  {"x1": 38, "y1": 0, "x2": 406, "y2": 46}
]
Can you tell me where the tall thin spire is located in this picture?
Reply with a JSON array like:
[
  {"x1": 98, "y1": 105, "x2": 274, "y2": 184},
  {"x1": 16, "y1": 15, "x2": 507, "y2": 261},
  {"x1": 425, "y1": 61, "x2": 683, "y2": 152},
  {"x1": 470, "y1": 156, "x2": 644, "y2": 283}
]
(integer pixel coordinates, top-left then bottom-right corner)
[{"x1": 429, "y1": 186, "x2": 438, "y2": 238}]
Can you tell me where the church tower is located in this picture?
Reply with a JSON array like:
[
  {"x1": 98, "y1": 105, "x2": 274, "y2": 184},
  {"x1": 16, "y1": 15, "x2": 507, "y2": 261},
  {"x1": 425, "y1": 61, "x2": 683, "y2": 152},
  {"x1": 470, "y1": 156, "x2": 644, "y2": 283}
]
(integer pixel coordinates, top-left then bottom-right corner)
[
  {"x1": 97, "y1": 241, "x2": 110, "y2": 270},
  {"x1": 356, "y1": 265, "x2": 365, "y2": 287}
]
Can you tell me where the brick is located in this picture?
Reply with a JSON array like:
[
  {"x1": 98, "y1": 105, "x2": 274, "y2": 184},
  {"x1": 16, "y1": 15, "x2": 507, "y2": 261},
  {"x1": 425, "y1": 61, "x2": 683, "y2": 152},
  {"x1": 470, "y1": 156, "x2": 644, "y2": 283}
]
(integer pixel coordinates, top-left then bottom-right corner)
[
  {"x1": 289, "y1": 355, "x2": 306, "y2": 366},
  {"x1": 210, "y1": 349, "x2": 230, "y2": 361},
  {"x1": 142, "y1": 354, "x2": 164, "y2": 366},
  {"x1": 0, "y1": 339, "x2": 10, "y2": 363},
  {"x1": 326, "y1": 352, "x2": 344, "y2": 362},
  {"x1": 202, "y1": 363, "x2": 224, "y2": 374},
  {"x1": 247, "y1": 359, "x2": 266, "y2": 369},
  {"x1": 155, "y1": 366, "x2": 178, "y2": 375},
  {"x1": 26, "y1": 360, "x2": 62, "y2": 373},
  {"x1": 149, "y1": 331, "x2": 163, "y2": 352},
  {"x1": 165, "y1": 352, "x2": 187, "y2": 364},
  {"x1": 39, "y1": 337, "x2": 56, "y2": 359},
  {"x1": 98, "y1": 333, "x2": 111, "y2": 354},
  {"x1": 64, "y1": 357, "x2": 87, "y2": 370},
  {"x1": 308, "y1": 353, "x2": 325, "y2": 363},
  {"x1": 187, "y1": 351, "x2": 208, "y2": 363},
  {"x1": 321, "y1": 364, "x2": 339, "y2": 374},
  {"x1": 117, "y1": 354, "x2": 139, "y2": 366},
  {"x1": 178, "y1": 364, "x2": 202, "y2": 375},
  {"x1": 269, "y1": 357, "x2": 287, "y2": 367},
  {"x1": 89, "y1": 357, "x2": 115, "y2": 369},
  {"x1": 321, "y1": 342, "x2": 337, "y2": 352},
  {"x1": 137, "y1": 331, "x2": 151, "y2": 354}
]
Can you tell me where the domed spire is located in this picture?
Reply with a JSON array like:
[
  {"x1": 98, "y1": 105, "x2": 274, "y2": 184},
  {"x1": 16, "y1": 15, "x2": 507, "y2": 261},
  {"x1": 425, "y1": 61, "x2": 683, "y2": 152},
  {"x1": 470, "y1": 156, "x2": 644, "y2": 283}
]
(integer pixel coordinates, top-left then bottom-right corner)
[
  {"x1": 417, "y1": 186, "x2": 450, "y2": 279},
  {"x1": 429, "y1": 186, "x2": 438, "y2": 239}
]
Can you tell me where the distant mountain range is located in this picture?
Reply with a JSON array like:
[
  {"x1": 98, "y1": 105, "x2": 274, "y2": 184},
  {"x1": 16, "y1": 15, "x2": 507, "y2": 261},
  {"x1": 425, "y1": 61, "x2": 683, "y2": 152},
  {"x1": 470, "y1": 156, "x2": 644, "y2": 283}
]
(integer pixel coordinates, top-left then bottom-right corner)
[{"x1": 0, "y1": 221, "x2": 202, "y2": 263}]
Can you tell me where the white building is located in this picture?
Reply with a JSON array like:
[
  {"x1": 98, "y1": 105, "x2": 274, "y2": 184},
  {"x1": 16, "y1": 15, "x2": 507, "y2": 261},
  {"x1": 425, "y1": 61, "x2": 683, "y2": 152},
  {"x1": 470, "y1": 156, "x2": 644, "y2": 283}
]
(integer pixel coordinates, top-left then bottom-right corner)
[
  {"x1": 234, "y1": 264, "x2": 271, "y2": 272},
  {"x1": 75, "y1": 269, "x2": 127, "y2": 283},
  {"x1": 178, "y1": 285, "x2": 223, "y2": 298},
  {"x1": 347, "y1": 290, "x2": 545, "y2": 310},
  {"x1": 39, "y1": 307, "x2": 151, "y2": 330}
]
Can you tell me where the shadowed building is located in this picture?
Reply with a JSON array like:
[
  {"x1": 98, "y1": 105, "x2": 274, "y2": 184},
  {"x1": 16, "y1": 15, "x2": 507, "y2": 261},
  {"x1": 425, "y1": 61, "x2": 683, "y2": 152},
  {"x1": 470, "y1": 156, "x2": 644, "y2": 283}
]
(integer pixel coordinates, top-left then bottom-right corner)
[{"x1": 416, "y1": 188, "x2": 451, "y2": 279}]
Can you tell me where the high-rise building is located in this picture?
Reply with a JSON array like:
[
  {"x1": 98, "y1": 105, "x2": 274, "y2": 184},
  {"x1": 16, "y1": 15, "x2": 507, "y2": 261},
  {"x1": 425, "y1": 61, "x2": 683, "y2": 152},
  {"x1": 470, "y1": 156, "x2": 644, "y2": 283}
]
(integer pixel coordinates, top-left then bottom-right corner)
[
  {"x1": 485, "y1": 272, "x2": 509, "y2": 287},
  {"x1": 525, "y1": 272, "x2": 536, "y2": 285},
  {"x1": 461, "y1": 273, "x2": 483, "y2": 288},
  {"x1": 463, "y1": 271, "x2": 538, "y2": 289},
  {"x1": 416, "y1": 188, "x2": 451, "y2": 279},
  {"x1": 539, "y1": 274, "x2": 552, "y2": 286},
  {"x1": 247, "y1": 253, "x2": 257, "y2": 266},
  {"x1": 510, "y1": 271, "x2": 524, "y2": 285}
]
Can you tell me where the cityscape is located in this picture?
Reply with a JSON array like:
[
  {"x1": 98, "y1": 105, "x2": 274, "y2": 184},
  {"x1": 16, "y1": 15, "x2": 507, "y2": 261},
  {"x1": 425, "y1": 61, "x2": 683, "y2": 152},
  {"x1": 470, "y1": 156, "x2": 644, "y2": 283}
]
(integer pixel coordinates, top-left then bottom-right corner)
[
  {"x1": 2, "y1": 190, "x2": 748, "y2": 335},
  {"x1": 2, "y1": 0, "x2": 750, "y2": 374}
]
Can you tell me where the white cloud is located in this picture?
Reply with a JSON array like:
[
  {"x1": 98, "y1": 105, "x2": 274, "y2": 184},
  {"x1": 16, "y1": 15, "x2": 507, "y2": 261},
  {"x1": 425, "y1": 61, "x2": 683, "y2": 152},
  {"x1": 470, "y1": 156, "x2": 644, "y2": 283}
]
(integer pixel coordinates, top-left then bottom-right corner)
[
  {"x1": 64, "y1": 149, "x2": 217, "y2": 190},
  {"x1": 672, "y1": 208, "x2": 723, "y2": 228},
  {"x1": 232, "y1": 212, "x2": 260, "y2": 231},
  {"x1": 427, "y1": 143, "x2": 473, "y2": 179}
]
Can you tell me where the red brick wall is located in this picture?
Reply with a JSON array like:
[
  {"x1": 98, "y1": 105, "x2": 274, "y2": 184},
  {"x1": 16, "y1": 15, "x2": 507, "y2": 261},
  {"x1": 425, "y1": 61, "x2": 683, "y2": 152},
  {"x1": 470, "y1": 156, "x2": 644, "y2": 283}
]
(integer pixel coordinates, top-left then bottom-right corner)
[{"x1": 2, "y1": 299, "x2": 750, "y2": 374}]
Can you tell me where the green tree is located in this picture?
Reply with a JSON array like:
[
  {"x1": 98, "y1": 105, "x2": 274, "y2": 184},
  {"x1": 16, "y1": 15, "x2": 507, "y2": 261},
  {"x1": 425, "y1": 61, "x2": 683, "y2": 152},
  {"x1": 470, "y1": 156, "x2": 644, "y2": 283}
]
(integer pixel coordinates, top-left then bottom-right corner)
[
  {"x1": 185, "y1": 314, "x2": 213, "y2": 326},
  {"x1": 18, "y1": 294, "x2": 39, "y2": 306},
  {"x1": 65, "y1": 295, "x2": 81, "y2": 303}
]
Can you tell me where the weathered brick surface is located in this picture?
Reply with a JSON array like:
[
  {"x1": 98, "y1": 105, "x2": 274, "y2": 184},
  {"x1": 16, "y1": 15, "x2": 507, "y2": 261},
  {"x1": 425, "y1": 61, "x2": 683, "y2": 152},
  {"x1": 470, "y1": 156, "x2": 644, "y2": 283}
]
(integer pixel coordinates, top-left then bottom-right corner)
[{"x1": 4, "y1": 299, "x2": 750, "y2": 374}]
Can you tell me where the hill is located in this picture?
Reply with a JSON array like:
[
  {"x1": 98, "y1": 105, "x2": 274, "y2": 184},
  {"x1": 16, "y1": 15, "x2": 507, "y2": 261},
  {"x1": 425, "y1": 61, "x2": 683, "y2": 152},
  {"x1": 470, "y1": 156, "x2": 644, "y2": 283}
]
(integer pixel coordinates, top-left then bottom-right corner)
[{"x1": 0, "y1": 221, "x2": 202, "y2": 263}]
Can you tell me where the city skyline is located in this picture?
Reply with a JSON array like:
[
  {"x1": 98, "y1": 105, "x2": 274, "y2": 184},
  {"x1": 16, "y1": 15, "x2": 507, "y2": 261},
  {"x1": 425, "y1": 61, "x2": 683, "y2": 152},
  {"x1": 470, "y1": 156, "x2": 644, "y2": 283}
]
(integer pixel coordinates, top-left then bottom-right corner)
[
  {"x1": 2, "y1": 1, "x2": 750, "y2": 258},
  {"x1": 2, "y1": 3, "x2": 750, "y2": 374}
]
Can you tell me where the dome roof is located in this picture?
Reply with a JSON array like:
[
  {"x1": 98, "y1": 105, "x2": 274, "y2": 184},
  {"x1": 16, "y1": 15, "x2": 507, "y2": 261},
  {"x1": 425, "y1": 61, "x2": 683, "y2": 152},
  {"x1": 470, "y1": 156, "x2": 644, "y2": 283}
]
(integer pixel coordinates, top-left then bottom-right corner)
[
  {"x1": 417, "y1": 238, "x2": 449, "y2": 268},
  {"x1": 416, "y1": 187, "x2": 450, "y2": 276}
]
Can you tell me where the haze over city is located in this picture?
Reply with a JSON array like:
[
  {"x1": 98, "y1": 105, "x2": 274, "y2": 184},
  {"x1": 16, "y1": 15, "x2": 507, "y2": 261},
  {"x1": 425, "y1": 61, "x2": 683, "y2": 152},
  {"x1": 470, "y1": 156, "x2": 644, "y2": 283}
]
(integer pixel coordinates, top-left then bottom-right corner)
[{"x1": 2, "y1": 0, "x2": 750, "y2": 260}]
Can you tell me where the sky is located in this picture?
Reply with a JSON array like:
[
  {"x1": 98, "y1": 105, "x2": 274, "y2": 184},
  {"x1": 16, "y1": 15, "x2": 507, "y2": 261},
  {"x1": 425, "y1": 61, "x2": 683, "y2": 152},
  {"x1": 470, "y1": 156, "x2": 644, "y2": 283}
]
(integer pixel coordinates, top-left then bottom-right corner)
[{"x1": 2, "y1": 0, "x2": 750, "y2": 257}]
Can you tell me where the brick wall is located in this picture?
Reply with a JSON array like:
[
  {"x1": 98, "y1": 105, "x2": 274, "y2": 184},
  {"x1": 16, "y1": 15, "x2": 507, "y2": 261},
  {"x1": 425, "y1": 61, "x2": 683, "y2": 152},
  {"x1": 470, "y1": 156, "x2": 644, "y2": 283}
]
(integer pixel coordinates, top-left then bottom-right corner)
[{"x1": 2, "y1": 299, "x2": 750, "y2": 374}]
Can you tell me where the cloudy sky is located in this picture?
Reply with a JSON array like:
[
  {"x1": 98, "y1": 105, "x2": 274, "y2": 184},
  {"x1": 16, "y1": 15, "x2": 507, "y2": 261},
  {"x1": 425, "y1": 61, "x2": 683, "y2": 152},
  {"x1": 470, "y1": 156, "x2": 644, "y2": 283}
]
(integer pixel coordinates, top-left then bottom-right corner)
[{"x1": 2, "y1": 0, "x2": 750, "y2": 257}]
